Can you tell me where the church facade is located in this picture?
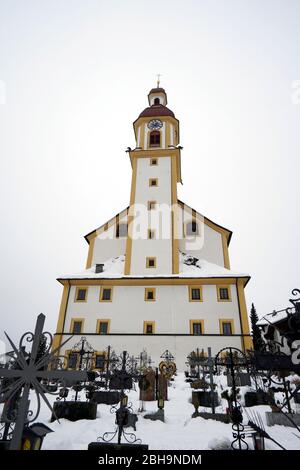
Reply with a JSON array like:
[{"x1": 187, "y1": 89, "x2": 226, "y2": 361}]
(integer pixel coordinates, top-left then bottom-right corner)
[{"x1": 53, "y1": 86, "x2": 253, "y2": 370}]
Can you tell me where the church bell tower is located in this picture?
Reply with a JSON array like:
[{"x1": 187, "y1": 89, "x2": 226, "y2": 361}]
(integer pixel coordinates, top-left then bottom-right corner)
[{"x1": 124, "y1": 84, "x2": 182, "y2": 276}]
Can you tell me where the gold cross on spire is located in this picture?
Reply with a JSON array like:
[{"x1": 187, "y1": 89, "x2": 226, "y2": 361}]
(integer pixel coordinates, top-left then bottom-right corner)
[{"x1": 156, "y1": 74, "x2": 161, "y2": 88}]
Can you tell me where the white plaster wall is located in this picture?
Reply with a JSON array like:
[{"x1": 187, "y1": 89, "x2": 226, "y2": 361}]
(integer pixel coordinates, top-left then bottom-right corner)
[
  {"x1": 130, "y1": 157, "x2": 173, "y2": 275},
  {"x1": 65, "y1": 284, "x2": 240, "y2": 336},
  {"x1": 60, "y1": 334, "x2": 243, "y2": 371},
  {"x1": 92, "y1": 215, "x2": 127, "y2": 265},
  {"x1": 178, "y1": 205, "x2": 225, "y2": 266}
]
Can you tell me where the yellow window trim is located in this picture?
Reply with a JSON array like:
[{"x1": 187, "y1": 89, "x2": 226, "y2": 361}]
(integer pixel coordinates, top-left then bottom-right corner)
[
  {"x1": 74, "y1": 286, "x2": 88, "y2": 303},
  {"x1": 148, "y1": 200, "x2": 157, "y2": 210},
  {"x1": 188, "y1": 286, "x2": 203, "y2": 302},
  {"x1": 143, "y1": 320, "x2": 155, "y2": 334},
  {"x1": 69, "y1": 318, "x2": 85, "y2": 334},
  {"x1": 146, "y1": 257, "x2": 157, "y2": 268},
  {"x1": 65, "y1": 349, "x2": 80, "y2": 369},
  {"x1": 217, "y1": 285, "x2": 232, "y2": 302},
  {"x1": 96, "y1": 318, "x2": 111, "y2": 334},
  {"x1": 99, "y1": 286, "x2": 113, "y2": 302},
  {"x1": 150, "y1": 158, "x2": 158, "y2": 166},
  {"x1": 189, "y1": 319, "x2": 205, "y2": 335},
  {"x1": 144, "y1": 288, "x2": 156, "y2": 301},
  {"x1": 93, "y1": 350, "x2": 107, "y2": 370},
  {"x1": 149, "y1": 178, "x2": 158, "y2": 187},
  {"x1": 219, "y1": 319, "x2": 235, "y2": 335}
]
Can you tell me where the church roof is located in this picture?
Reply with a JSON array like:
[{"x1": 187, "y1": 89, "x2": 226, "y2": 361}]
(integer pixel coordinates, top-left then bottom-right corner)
[
  {"x1": 84, "y1": 201, "x2": 232, "y2": 244},
  {"x1": 57, "y1": 253, "x2": 249, "y2": 283},
  {"x1": 148, "y1": 87, "x2": 166, "y2": 94},
  {"x1": 138, "y1": 104, "x2": 175, "y2": 118}
]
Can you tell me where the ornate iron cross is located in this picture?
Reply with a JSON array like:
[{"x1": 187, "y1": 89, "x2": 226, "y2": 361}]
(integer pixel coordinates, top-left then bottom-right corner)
[{"x1": 0, "y1": 313, "x2": 88, "y2": 450}]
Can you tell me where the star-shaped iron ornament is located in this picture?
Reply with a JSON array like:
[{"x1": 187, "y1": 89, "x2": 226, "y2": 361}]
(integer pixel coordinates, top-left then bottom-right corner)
[{"x1": 0, "y1": 313, "x2": 89, "y2": 450}]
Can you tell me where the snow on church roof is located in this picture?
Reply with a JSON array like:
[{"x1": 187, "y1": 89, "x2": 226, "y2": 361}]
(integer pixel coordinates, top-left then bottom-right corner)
[{"x1": 58, "y1": 253, "x2": 249, "y2": 281}]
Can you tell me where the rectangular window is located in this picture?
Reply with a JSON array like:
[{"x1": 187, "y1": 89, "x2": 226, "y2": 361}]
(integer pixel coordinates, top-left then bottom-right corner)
[
  {"x1": 145, "y1": 288, "x2": 156, "y2": 301},
  {"x1": 116, "y1": 223, "x2": 128, "y2": 238},
  {"x1": 95, "y1": 354, "x2": 106, "y2": 369},
  {"x1": 217, "y1": 286, "x2": 232, "y2": 302},
  {"x1": 75, "y1": 287, "x2": 88, "y2": 302},
  {"x1": 71, "y1": 319, "x2": 83, "y2": 334},
  {"x1": 193, "y1": 323, "x2": 202, "y2": 335},
  {"x1": 189, "y1": 286, "x2": 203, "y2": 302},
  {"x1": 100, "y1": 287, "x2": 113, "y2": 302},
  {"x1": 68, "y1": 353, "x2": 78, "y2": 369},
  {"x1": 99, "y1": 322, "x2": 108, "y2": 334},
  {"x1": 190, "y1": 320, "x2": 204, "y2": 335},
  {"x1": 150, "y1": 158, "x2": 158, "y2": 165},
  {"x1": 96, "y1": 319, "x2": 110, "y2": 334},
  {"x1": 220, "y1": 319, "x2": 234, "y2": 335},
  {"x1": 149, "y1": 178, "x2": 158, "y2": 187},
  {"x1": 148, "y1": 229, "x2": 155, "y2": 239},
  {"x1": 146, "y1": 257, "x2": 156, "y2": 268},
  {"x1": 148, "y1": 200, "x2": 157, "y2": 210},
  {"x1": 144, "y1": 321, "x2": 155, "y2": 334},
  {"x1": 149, "y1": 132, "x2": 160, "y2": 147}
]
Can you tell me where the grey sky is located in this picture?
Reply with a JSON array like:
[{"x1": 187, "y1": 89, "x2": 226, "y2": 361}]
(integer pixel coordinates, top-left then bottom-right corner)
[{"x1": 0, "y1": 0, "x2": 299, "y2": 344}]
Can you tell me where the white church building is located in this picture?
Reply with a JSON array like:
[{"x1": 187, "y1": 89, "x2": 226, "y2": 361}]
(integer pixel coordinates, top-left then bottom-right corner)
[{"x1": 53, "y1": 85, "x2": 253, "y2": 370}]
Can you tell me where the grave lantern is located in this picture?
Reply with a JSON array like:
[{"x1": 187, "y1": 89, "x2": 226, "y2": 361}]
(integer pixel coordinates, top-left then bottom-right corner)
[
  {"x1": 158, "y1": 397, "x2": 164, "y2": 409},
  {"x1": 121, "y1": 394, "x2": 128, "y2": 407},
  {"x1": 21, "y1": 423, "x2": 53, "y2": 450}
]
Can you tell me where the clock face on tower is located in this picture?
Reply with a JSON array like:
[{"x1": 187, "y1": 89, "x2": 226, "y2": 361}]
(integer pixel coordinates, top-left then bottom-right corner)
[{"x1": 147, "y1": 119, "x2": 163, "y2": 131}]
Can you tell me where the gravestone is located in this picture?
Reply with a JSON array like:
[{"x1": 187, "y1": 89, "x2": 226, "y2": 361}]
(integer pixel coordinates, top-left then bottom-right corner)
[
  {"x1": 109, "y1": 372, "x2": 132, "y2": 390},
  {"x1": 158, "y1": 374, "x2": 168, "y2": 400},
  {"x1": 244, "y1": 390, "x2": 273, "y2": 407},
  {"x1": 265, "y1": 411, "x2": 300, "y2": 427},
  {"x1": 51, "y1": 401, "x2": 97, "y2": 422},
  {"x1": 91, "y1": 390, "x2": 120, "y2": 405},
  {"x1": 192, "y1": 391, "x2": 219, "y2": 409},
  {"x1": 139, "y1": 370, "x2": 156, "y2": 401},
  {"x1": 227, "y1": 373, "x2": 251, "y2": 387}
]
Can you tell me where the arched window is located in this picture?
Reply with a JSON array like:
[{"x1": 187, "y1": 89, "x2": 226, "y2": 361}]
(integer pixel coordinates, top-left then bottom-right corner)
[
  {"x1": 149, "y1": 131, "x2": 160, "y2": 147},
  {"x1": 186, "y1": 221, "x2": 199, "y2": 236},
  {"x1": 154, "y1": 97, "x2": 160, "y2": 105}
]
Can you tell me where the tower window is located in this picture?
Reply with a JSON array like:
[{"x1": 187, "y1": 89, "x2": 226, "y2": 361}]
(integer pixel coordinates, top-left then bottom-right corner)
[
  {"x1": 150, "y1": 158, "x2": 158, "y2": 165},
  {"x1": 146, "y1": 257, "x2": 156, "y2": 268},
  {"x1": 144, "y1": 321, "x2": 155, "y2": 334},
  {"x1": 145, "y1": 288, "x2": 156, "y2": 301},
  {"x1": 116, "y1": 223, "x2": 128, "y2": 238},
  {"x1": 154, "y1": 98, "x2": 160, "y2": 105},
  {"x1": 186, "y1": 221, "x2": 199, "y2": 236},
  {"x1": 148, "y1": 200, "x2": 157, "y2": 210},
  {"x1": 75, "y1": 287, "x2": 88, "y2": 302},
  {"x1": 217, "y1": 286, "x2": 232, "y2": 302},
  {"x1": 148, "y1": 229, "x2": 155, "y2": 239},
  {"x1": 149, "y1": 178, "x2": 158, "y2": 187},
  {"x1": 149, "y1": 131, "x2": 160, "y2": 147},
  {"x1": 100, "y1": 287, "x2": 113, "y2": 302},
  {"x1": 189, "y1": 286, "x2": 203, "y2": 302}
]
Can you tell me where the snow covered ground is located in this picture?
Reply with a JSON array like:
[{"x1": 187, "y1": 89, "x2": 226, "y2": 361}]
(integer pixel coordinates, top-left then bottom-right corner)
[{"x1": 4, "y1": 373, "x2": 298, "y2": 450}]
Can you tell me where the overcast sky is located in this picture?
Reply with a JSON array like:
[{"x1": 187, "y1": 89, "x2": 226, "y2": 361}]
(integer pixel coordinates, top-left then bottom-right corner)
[{"x1": 0, "y1": 0, "x2": 299, "y2": 346}]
